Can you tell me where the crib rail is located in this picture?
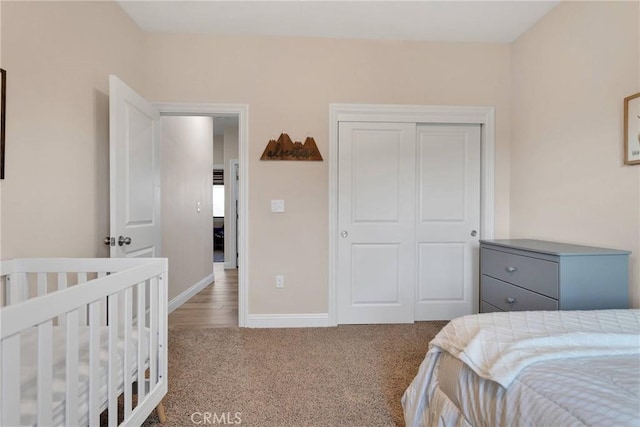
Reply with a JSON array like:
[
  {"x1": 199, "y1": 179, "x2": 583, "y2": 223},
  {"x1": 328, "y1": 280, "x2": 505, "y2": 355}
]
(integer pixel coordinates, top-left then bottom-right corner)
[{"x1": 0, "y1": 258, "x2": 168, "y2": 427}]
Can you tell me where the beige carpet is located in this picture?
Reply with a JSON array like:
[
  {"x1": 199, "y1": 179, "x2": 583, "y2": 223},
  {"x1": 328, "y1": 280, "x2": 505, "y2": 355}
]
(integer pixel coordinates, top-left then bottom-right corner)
[{"x1": 143, "y1": 322, "x2": 447, "y2": 426}]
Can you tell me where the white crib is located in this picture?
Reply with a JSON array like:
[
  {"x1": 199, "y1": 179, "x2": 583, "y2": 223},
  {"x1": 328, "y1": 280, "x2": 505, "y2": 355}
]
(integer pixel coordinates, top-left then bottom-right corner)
[{"x1": 0, "y1": 258, "x2": 168, "y2": 426}]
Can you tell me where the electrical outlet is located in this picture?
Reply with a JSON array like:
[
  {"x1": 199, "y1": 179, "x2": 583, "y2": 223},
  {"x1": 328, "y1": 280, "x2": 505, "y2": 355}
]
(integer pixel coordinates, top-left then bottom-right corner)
[{"x1": 276, "y1": 275, "x2": 284, "y2": 288}]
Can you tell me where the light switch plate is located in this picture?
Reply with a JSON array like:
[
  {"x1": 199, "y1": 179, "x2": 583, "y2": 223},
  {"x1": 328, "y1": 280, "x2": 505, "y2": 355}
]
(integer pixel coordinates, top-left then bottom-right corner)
[{"x1": 271, "y1": 199, "x2": 285, "y2": 213}]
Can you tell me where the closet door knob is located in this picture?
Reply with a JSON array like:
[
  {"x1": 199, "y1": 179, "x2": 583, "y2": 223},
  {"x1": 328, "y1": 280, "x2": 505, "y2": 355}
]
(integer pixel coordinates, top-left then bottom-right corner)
[
  {"x1": 340, "y1": 231, "x2": 349, "y2": 238},
  {"x1": 118, "y1": 236, "x2": 132, "y2": 246},
  {"x1": 506, "y1": 266, "x2": 517, "y2": 273},
  {"x1": 506, "y1": 297, "x2": 516, "y2": 304}
]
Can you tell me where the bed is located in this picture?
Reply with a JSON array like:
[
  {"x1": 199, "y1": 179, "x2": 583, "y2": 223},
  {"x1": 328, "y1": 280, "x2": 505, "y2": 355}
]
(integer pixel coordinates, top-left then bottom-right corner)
[
  {"x1": 402, "y1": 309, "x2": 640, "y2": 426},
  {"x1": 0, "y1": 258, "x2": 168, "y2": 426}
]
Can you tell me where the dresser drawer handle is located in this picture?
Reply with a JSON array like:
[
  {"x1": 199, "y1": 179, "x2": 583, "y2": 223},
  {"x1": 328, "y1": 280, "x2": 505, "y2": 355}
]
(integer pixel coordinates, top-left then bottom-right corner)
[
  {"x1": 506, "y1": 297, "x2": 517, "y2": 304},
  {"x1": 506, "y1": 266, "x2": 517, "y2": 273}
]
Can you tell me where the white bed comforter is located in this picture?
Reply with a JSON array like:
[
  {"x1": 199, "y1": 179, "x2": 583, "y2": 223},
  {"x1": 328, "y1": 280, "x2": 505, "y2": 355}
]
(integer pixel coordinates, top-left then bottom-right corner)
[
  {"x1": 403, "y1": 310, "x2": 640, "y2": 427},
  {"x1": 431, "y1": 309, "x2": 640, "y2": 388}
]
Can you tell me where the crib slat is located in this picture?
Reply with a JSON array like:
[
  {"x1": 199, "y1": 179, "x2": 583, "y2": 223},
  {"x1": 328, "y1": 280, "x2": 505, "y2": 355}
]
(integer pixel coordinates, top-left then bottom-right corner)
[
  {"x1": 57, "y1": 273, "x2": 68, "y2": 326},
  {"x1": 77, "y1": 272, "x2": 88, "y2": 325},
  {"x1": 8, "y1": 273, "x2": 19, "y2": 305},
  {"x1": 124, "y1": 287, "x2": 133, "y2": 418},
  {"x1": 37, "y1": 320, "x2": 53, "y2": 425},
  {"x1": 65, "y1": 310, "x2": 79, "y2": 425},
  {"x1": 1, "y1": 334, "x2": 20, "y2": 426},
  {"x1": 98, "y1": 272, "x2": 108, "y2": 325},
  {"x1": 108, "y1": 294, "x2": 119, "y2": 427},
  {"x1": 37, "y1": 272, "x2": 48, "y2": 297},
  {"x1": 88, "y1": 301, "x2": 101, "y2": 426},
  {"x1": 150, "y1": 276, "x2": 158, "y2": 388},
  {"x1": 4, "y1": 275, "x2": 11, "y2": 305},
  {"x1": 159, "y1": 273, "x2": 167, "y2": 383},
  {"x1": 9, "y1": 272, "x2": 28, "y2": 304},
  {"x1": 57, "y1": 272, "x2": 68, "y2": 290},
  {"x1": 20, "y1": 273, "x2": 28, "y2": 303},
  {"x1": 137, "y1": 281, "x2": 146, "y2": 402}
]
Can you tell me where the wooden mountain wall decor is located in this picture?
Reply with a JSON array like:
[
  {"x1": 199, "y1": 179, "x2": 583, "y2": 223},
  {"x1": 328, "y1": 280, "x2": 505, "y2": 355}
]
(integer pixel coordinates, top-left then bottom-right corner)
[{"x1": 260, "y1": 133, "x2": 323, "y2": 161}]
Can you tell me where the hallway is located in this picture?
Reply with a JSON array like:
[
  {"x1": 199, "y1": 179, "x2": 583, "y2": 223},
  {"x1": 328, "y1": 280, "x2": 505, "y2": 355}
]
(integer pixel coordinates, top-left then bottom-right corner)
[{"x1": 168, "y1": 263, "x2": 238, "y2": 328}]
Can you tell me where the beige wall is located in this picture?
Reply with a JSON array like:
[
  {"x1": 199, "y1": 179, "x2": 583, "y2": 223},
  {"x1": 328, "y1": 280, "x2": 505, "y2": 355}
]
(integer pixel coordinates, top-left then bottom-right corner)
[
  {"x1": 161, "y1": 116, "x2": 214, "y2": 302},
  {"x1": 144, "y1": 34, "x2": 513, "y2": 314},
  {"x1": 4, "y1": 0, "x2": 634, "y2": 317},
  {"x1": 213, "y1": 133, "x2": 224, "y2": 166},
  {"x1": 0, "y1": 1, "x2": 147, "y2": 258},
  {"x1": 0, "y1": 2, "x2": 512, "y2": 316},
  {"x1": 511, "y1": 1, "x2": 640, "y2": 307},
  {"x1": 223, "y1": 125, "x2": 239, "y2": 164}
]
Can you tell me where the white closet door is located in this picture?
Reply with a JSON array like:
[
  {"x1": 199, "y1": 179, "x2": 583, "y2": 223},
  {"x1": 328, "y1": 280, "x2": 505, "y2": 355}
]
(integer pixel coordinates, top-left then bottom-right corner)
[
  {"x1": 414, "y1": 124, "x2": 481, "y2": 320},
  {"x1": 337, "y1": 122, "x2": 417, "y2": 324}
]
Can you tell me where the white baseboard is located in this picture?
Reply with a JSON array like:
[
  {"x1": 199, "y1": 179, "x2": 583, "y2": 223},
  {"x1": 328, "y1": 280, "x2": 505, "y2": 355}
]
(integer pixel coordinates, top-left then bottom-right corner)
[
  {"x1": 168, "y1": 272, "x2": 215, "y2": 313},
  {"x1": 246, "y1": 313, "x2": 331, "y2": 328}
]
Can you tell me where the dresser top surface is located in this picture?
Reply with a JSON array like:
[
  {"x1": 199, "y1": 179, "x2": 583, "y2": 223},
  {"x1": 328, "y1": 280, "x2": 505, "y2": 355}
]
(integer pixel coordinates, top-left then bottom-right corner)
[{"x1": 480, "y1": 239, "x2": 631, "y2": 256}]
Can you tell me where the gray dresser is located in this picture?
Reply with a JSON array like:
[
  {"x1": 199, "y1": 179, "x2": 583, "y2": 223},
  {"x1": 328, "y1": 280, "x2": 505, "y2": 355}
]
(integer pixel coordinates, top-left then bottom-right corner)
[{"x1": 480, "y1": 239, "x2": 630, "y2": 313}]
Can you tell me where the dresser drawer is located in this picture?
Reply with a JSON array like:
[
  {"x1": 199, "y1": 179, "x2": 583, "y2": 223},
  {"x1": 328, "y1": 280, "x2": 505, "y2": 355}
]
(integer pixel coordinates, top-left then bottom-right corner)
[
  {"x1": 481, "y1": 301, "x2": 503, "y2": 313},
  {"x1": 481, "y1": 276, "x2": 558, "y2": 311},
  {"x1": 481, "y1": 248, "x2": 559, "y2": 298}
]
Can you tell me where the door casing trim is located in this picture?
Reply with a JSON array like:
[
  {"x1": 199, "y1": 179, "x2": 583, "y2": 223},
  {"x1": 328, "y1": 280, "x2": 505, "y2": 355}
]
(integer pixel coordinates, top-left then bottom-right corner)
[
  {"x1": 225, "y1": 159, "x2": 239, "y2": 270},
  {"x1": 328, "y1": 104, "x2": 496, "y2": 326}
]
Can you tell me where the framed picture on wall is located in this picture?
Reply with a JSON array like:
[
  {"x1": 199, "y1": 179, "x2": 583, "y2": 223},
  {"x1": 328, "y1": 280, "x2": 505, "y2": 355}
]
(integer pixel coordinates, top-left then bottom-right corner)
[
  {"x1": 624, "y1": 92, "x2": 640, "y2": 165},
  {"x1": 1, "y1": 68, "x2": 5, "y2": 179}
]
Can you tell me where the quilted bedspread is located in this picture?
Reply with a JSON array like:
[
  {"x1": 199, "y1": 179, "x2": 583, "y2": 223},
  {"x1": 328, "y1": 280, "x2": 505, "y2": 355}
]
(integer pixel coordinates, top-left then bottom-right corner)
[
  {"x1": 430, "y1": 309, "x2": 640, "y2": 387},
  {"x1": 403, "y1": 310, "x2": 640, "y2": 427}
]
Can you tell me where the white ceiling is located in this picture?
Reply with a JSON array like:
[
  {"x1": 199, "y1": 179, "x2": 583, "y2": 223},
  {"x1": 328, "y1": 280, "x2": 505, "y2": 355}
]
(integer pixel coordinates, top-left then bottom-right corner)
[{"x1": 117, "y1": 1, "x2": 559, "y2": 44}]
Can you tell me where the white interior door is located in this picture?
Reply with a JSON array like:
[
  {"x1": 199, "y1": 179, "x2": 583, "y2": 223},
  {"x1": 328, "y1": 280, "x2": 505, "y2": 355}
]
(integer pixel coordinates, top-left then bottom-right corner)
[
  {"x1": 337, "y1": 122, "x2": 417, "y2": 324},
  {"x1": 415, "y1": 124, "x2": 480, "y2": 320},
  {"x1": 109, "y1": 75, "x2": 161, "y2": 258}
]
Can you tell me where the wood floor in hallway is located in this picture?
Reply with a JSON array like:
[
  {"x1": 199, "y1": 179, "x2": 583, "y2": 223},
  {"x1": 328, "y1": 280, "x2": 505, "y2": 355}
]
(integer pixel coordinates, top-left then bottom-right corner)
[{"x1": 168, "y1": 263, "x2": 238, "y2": 328}]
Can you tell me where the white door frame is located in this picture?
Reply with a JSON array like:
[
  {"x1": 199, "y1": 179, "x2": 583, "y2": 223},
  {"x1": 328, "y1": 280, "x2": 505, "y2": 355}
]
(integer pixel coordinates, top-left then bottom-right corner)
[
  {"x1": 225, "y1": 159, "x2": 239, "y2": 269},
  {"x1": 154, "y1": 103, "x2": 249, "y2": 327},
  {"x1": 328, "y1": 104, "x2": 496, "y2": 326}
]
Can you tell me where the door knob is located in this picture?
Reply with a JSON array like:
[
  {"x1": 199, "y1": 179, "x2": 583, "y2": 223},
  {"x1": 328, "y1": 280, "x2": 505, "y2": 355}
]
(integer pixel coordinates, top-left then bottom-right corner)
[
  {"x1": 104, "y1": 236, "x2": 114, "y2": 246},
  {"x1": 118, "y1": 236, "x2": 132, "y2": 246},
  {"x1": 340, "y1": 231, "x2": 349, "y2": 238},
  {"x1": 470, "y1": 230, "x2": 477, "y2": 237}
]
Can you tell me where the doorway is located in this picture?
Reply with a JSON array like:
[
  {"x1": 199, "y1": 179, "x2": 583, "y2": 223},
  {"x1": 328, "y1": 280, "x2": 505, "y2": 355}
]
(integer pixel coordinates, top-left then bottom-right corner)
[
  {"x1": 212, "y1": 168, "x2": 225, "y2": 262},
  {"x1": 156, "y1": 103, "x2": 249, "y2": 327},
  {"x1": 212, "y1": 117, "x2": 240, "y2": 270},
  {"x1": 329, "y1": 104, "x2": 496, "y2": 326}
]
